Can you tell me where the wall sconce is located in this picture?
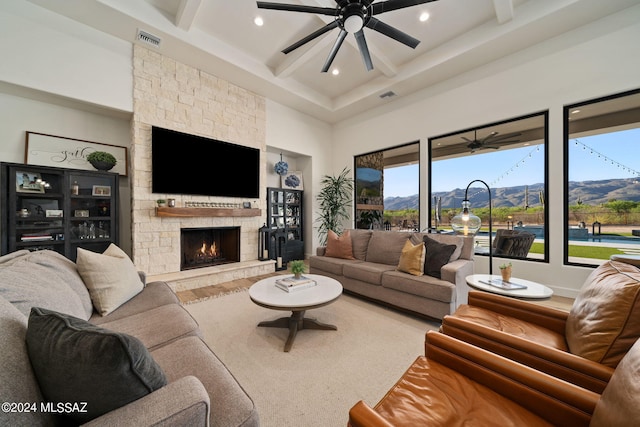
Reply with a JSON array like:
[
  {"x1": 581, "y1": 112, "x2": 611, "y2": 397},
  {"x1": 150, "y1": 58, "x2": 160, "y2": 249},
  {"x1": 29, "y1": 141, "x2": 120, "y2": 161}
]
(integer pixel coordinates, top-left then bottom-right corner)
[{"x1": 451, "y1": 179, "x2": 493, "y2": 275}]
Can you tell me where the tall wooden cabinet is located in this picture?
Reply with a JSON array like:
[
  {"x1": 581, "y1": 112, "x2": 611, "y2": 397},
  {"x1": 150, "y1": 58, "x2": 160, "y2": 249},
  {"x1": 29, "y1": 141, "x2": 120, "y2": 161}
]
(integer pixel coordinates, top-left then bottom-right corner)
[
  {"x1": 1, "y1": 162, "x2": 119, "y2": 261},
  {"x1": 266, "y1": 187, "x2": 303, "y2": 267}
]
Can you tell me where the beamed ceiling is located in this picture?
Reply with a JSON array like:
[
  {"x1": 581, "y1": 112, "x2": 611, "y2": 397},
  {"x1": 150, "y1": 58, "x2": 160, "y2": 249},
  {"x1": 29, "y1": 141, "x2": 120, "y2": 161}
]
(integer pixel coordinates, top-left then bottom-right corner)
[{"x1": 26, "y1": 0, "x2": 640, "y2": 123}]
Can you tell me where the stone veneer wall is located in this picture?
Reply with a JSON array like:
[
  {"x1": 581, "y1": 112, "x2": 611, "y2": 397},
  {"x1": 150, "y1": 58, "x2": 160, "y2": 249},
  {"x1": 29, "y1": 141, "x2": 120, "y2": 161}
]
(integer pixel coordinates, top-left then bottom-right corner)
[{"x1": 131, "y1": 45, "x2": 266, "y2": 275}]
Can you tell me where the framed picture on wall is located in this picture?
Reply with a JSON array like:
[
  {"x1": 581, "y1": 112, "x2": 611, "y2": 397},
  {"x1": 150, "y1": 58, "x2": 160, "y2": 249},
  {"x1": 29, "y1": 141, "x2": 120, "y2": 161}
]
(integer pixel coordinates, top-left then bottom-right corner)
[
  {"x1": 25, "y1": 132, "x2": 128, "y2": 176},
  {"x1": 281, "y1": 171, "x2": 303, "y2": 191}
]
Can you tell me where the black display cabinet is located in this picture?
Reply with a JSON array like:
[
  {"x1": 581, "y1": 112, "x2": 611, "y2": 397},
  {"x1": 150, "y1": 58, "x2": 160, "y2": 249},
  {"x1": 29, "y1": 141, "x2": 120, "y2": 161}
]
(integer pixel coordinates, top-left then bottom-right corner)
[
  {"x1": 1, "y1": 162, "x2": 119, "y2": 261},
  {"x1": 265, "y1": 187, "x2": 304, "y2": 268}
]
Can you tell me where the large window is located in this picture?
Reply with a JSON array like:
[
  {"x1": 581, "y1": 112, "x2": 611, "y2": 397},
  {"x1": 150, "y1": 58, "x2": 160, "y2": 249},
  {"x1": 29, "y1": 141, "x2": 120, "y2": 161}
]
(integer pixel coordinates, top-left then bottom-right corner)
[
  {"x1": 564, "y1": 89, "x2": 640, "y2": 266},
  {"x1": 429, "y1": 112, "x2": 548, "y2": 261},
  {"x1": 355, "y1": 142, "x2": 419, "y2": 230}
]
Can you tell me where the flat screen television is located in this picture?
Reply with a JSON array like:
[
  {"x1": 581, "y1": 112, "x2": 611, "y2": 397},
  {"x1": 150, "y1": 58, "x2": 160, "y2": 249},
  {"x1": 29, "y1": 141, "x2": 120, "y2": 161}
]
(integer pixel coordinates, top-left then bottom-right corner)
[{"x1": 152, "y1": 126, "x2": 260, "y2": 198}]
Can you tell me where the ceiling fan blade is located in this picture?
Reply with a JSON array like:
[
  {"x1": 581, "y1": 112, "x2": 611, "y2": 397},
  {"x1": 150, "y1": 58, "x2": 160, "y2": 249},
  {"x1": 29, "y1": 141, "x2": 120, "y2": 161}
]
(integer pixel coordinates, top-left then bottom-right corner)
[
  {"x1": 282, "y1": 21, "x2": 339, "y2": 54},
  {"x1": 488, "y1": 132, "x2": 523, "y2": 143},
  {"x1": 321, "y1": 29, "x2": 348, "y2": 73},
  {"x1": 256, "y1": 2, "x2": 337, "y2": 16},
  {"x1": 372, "y1": 0, "x2": 438, "y2": 15},
  {"x1": 355, "y1": 30, "x2": 374, "y2": 71},
  {"x1": 366, "y1": 17, "x2": 420, "y2": 49}
]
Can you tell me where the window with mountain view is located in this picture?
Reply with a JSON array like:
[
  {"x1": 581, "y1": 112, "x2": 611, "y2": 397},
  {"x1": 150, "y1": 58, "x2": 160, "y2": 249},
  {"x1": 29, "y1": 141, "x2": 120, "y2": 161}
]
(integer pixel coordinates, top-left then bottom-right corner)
[
  {"x1": 564, "y1": 89, "x2": 640, "y2": 267},
  {"x1": 355, "y1": 142, "x2": 420, "y2": 231},
  {"x1": 428, "y1": 112, "x2": 548, "y2": 262}
]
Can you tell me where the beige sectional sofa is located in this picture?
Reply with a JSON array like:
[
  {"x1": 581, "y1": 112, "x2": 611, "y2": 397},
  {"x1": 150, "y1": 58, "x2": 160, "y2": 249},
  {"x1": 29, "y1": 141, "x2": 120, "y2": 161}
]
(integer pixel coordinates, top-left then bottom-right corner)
[
  {"x1": 309, "y1": 230, "x2": 474, "y2": 320},
  {"x1": 0, "y1": 248, "x2": 259, "y2": 427}
]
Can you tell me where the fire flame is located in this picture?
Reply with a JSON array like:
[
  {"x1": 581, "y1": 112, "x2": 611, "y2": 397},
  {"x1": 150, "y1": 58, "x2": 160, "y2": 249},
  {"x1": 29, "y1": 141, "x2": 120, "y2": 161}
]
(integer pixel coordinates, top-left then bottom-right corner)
[{"x1": 198, "y1": 241, "x2": 218, "y2": 257}]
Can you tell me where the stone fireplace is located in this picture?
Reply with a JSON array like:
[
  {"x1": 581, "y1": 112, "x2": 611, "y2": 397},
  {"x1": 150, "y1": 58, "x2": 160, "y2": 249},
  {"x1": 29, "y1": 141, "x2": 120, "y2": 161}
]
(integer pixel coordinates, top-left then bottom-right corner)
[
  {"x1": 131, "y1": 45, "x2": 273, "y2": 291},
  {"x1": 181, "y1": 227, "x2": 240, "y2": 270}
]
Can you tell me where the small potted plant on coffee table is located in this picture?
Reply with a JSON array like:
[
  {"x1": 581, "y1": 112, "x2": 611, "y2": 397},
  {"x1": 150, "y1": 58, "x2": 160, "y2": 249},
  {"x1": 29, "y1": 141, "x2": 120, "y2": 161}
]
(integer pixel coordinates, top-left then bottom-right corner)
[
  {"x1": 499, "y1": 262, "x2": 512, "y2": 282},
  {"x1": 290, "y1": 260, "x2": 306, "y2": 280}
]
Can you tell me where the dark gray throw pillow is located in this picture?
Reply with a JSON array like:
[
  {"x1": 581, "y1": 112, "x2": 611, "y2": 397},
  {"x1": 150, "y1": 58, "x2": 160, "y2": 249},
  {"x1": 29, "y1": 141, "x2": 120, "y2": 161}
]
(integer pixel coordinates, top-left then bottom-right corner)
[
  {"x1": 423, "y1": 235, "x2": 457, "y2": 279},
  {"x1": 26, "y1": 307, "x2": 167, "y2": 424}
]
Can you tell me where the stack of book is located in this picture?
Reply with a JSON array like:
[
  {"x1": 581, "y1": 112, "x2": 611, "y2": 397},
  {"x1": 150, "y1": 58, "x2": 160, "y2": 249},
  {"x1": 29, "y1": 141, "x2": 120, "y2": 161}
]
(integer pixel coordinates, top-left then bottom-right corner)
[
  {"x1": 480, "y1": 278, "x2": 527, "y2": 290},
  {"x1": 275, "y1": 276, "x2": 317, "y2": 293},
  {"x1": 20, "y1": 233, "x2": 53, "y2": 242}
]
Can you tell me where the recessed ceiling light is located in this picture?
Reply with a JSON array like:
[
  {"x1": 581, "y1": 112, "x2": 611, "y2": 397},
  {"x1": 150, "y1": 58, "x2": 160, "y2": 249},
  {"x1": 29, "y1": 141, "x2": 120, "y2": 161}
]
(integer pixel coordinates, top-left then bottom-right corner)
[
  {"x1": 254, "y1": 16, "x2": 264, "y2": 26},
  {"x1": 332, "y1": 69, "x2": 340, "y2": 76},
  {"x1": 419, "y1": 12, "x2": 430, "y2": 22}
]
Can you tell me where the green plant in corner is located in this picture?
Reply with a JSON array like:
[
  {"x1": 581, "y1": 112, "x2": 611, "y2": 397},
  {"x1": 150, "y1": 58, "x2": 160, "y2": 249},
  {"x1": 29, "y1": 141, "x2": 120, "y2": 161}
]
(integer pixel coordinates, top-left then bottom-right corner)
[
  {"x1": 316, "y1": 167, "x2": 354, "y2": 246},
  {"x1": 290, "y1": 260, "x2": 306, "y2": 279}
]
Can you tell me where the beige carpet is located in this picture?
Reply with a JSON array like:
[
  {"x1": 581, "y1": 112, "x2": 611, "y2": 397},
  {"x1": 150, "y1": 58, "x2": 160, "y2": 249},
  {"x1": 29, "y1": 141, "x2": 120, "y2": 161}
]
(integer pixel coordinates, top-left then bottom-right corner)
[{"x1": 185, "y1": 290, "x2": 440, "y2": 427}]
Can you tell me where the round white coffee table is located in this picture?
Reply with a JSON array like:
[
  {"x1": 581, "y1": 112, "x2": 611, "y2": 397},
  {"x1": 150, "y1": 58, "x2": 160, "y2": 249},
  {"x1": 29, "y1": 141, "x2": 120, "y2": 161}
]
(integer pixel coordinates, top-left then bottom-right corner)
[
  {"x1": 249, "y1": 274, "x2": 343, "y2": 352},
  {"x1": 466, "y1": 274, "x2": 553, "y2": 299}
]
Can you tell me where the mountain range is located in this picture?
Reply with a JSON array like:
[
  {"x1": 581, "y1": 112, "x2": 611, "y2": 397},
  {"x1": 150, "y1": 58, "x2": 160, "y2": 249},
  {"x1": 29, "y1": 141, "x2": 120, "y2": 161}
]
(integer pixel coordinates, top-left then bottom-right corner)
[{"x1": 383, "y1": 178, "x2": 640, "y2": 210}]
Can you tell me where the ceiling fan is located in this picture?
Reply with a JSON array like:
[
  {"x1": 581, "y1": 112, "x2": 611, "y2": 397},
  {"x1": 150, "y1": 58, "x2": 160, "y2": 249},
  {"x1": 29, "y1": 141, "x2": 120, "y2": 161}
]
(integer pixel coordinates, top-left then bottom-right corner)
[
  {"x1": 256, "y1": 0, "x2": 439, "y2": 72},
  {"x1": 462, "y1": 130, "x2": 522, "y2": 153}
]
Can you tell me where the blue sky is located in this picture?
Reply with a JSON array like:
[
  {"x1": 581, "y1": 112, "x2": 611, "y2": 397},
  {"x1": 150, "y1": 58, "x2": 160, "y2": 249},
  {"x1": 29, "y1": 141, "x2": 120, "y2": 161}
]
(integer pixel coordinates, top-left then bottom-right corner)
[{"x1": 383, "y1": 127, "x2": 640, "y2": 197}]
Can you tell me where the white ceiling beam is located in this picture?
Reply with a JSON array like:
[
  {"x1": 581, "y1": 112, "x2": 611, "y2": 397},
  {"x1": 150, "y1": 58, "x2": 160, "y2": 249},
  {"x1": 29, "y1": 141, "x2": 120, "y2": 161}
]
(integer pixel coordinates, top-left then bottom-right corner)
[
  {"x1": 175, "y1": 0, "x2": 202, "y2": 31},
  {"x1": 492, "y1": 0, "x2": 514, "y2": 24}
]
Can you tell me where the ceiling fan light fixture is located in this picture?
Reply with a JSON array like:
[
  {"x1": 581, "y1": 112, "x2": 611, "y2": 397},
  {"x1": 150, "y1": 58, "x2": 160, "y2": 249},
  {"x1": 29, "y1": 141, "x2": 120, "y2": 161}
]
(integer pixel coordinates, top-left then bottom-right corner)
[{"x1": 344, "y1": 14, "x2": 364, "y2": 33}]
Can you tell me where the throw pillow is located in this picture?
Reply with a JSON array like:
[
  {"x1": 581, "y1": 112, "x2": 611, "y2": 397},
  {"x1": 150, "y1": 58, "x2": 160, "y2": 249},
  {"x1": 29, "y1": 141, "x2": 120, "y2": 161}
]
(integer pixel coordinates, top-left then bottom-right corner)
[
  {"x1": 76, "y1": 244, "x2": 144, "y2": 316},
  {"x1": 423, "y1": 235, "x2": 457, "y2": 279},
  {"x1": 397, "y1": 240, "x2": 426, "y2": 276},
  {"x1": 26, "y1": 307, "x2": 167, "y2": 424},
  {"x1": 325, "y1": 230, "x2": 355, "y2": 260},
  {"x1": 566, "y1": 260, "x2": 640, "y2": 367}
]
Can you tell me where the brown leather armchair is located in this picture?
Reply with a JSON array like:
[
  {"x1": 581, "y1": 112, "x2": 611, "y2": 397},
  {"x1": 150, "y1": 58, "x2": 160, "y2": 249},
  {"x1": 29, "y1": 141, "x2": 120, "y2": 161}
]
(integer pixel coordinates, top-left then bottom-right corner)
[
  {"x1": 440, "y1": 260, "x2": 640, "y2": 393},
  {"x1": 348, "y1": 331, "x2": 640, "y2": 427}
]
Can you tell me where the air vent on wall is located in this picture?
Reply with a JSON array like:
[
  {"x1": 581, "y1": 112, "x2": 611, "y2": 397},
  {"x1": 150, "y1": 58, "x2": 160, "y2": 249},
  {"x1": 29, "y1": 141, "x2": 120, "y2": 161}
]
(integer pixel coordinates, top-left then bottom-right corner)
[
  {"x1": 136, "y1": 29, "x2": 161, "y2": 48},
  {"x1": 379, "y1": 91, "x2": 397, "y2": 99}
]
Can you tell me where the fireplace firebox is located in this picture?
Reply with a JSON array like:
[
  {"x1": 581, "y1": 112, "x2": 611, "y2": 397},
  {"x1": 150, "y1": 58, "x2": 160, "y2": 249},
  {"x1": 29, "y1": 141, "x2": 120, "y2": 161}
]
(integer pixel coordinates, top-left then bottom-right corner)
[{"x1": 180, "y1": 227, "x2": 240, "y2": 271}]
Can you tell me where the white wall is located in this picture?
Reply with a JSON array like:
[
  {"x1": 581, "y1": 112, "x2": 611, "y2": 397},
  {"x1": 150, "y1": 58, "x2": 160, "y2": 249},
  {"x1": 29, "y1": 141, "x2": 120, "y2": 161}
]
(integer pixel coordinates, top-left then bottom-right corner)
[
  {"x1": 0, "y1": 0, "x2": 132, "y2": 112},
  {"x1": 333, "y1": 8, "x2": 640, "y2": 297}
]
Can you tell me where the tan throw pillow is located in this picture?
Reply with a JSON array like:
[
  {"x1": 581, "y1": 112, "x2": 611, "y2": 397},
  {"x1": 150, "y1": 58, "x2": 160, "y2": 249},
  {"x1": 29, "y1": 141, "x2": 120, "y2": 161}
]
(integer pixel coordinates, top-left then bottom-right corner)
[
  {"x1": 566, "y1": 261, "x2": 640, "y2": 367},
  {"x1": 396, "y1": 240, "x2": 425, "y2": 276},
  {"x1": 325, "y1": 230, "x2": 355, "y2": 260},
  {"x1": 76, "y1": 244, "x2": 144, "y2": 316}
]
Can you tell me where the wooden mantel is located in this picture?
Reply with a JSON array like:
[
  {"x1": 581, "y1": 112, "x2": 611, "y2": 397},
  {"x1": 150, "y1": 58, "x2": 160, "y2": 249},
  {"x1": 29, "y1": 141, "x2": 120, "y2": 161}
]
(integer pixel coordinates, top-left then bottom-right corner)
[{"x1": 156, "y1": 207, "x2": 262, "y2": 218}]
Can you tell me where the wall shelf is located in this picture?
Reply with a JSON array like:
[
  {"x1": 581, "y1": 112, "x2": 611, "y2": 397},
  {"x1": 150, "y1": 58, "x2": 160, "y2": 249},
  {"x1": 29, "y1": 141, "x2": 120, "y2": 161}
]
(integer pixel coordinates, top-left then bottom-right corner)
[{"x1": 156, "y1": 207, "x2": 261, "y2": 218}]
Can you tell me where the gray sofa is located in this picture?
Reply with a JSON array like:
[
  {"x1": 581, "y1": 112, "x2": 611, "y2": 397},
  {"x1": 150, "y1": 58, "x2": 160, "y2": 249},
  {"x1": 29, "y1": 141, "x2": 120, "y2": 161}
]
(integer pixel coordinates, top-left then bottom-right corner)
[
  {"x1": 0, "y1": 249, "x2": 259, "y2": 427},
  {"x1": 310, "y1": 230, "x2": 474, "y2": 320}
]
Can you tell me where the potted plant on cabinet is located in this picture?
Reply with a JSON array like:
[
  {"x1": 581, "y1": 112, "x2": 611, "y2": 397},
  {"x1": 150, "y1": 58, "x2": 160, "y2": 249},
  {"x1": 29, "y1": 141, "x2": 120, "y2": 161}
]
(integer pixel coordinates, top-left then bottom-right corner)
[
  {"x1": 290, "y1": 260, "x2": 306, "y2": 279},
  {"x1": 156, "y1": 199, "x2": 167, "y2": 208},
  {"x1": 86, "y1": 151, "x2": 117, "y2": 172},
  {"x1": 316, "y1": 167, "x2": 354, "y2": 246}
]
